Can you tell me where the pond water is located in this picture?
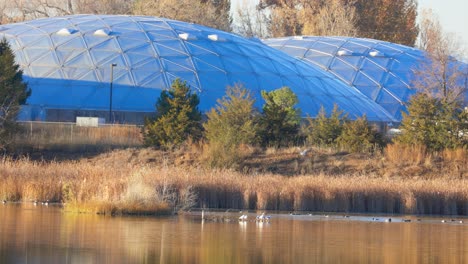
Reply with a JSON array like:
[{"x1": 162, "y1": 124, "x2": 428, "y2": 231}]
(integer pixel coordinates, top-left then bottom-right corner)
[{"x1": 1, "y1": 203, "x2": 467, "y2": 264}]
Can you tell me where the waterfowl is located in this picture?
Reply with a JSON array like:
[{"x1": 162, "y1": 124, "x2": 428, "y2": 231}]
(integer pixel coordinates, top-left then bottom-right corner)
[
  {"x1": 239, "y1": 214, "x2": 248, "y2": 221},
  {"x1": 256, "y1": 213, "x2": 271, "y2": 222},
  {"x1": 256, "y1": 213, "x2": 265, "y2": 222}
]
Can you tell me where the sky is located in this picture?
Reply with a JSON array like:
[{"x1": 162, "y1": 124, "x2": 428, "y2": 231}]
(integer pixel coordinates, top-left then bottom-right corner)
[
  {"x1": 419, "y1": 0, "x2": 468, "y2": 53},
  {"x1": 231, "y1": 0, "x2": 468, "y2": 53}
]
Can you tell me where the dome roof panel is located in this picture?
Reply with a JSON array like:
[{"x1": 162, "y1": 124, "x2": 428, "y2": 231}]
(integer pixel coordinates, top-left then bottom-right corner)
[
  {"x1": 23, "y1": 47, "x2": 51, "y2": 63},
  {"x1": 185, "y1": 42, "x2": 217, "y2": 56},
  {"x1": 30, "y1": 66, "x2": 60, "y2": 78},
  {"x1": 192, "y1": 57, "x2": 224, "y2": 72},
  {"x1": 162, "y1": 57, "x2": 195, "y2": 72},
  {"x1": 92, "y1": 38, "x2": 120, "y2": 51},
  {"x1": 30, "y1": 52, "x2": 60, "y2": 67},
  {"x1": 355, "y1": 85, "x2": 381, "y2": 100},
  {"x1": 281, "y1": 46, "x2": 308, "y2": 59},
  {"x1": 155, "y1": 42, "x2": 188, "y2": 57},
  {"x1": 354, "y1": 72, "x2": 379, "y2": 88}
]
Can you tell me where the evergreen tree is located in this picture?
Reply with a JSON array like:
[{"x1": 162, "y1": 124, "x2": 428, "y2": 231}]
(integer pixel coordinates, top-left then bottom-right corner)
[
  {"x1": 259, "y1": 87, "x2": 300, "y2": 147},
  {"x1": 396, "y1": 93, "x2": 467, "y2": 151},
  {"x1": 304, "y1": 104, "x2": 347, "y2": 148},
  {"x1": 0, "y1": 38, "x2": 30, "y2": 150},
  {"x1": 203, "y1": 84, "x2": 258, "y2": 167},
  {"x1": 337, "y1": 115, "x2": 384, "y2": 153},
  {"x1": 143, "y1": 79, "x2": 202, "y2": 149}
]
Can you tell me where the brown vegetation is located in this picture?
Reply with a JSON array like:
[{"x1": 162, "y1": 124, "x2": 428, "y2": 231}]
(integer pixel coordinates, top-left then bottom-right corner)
[
  {"x1": 1, "y1": 143, "x2": 467, "y2": 216},
  {"x1": 12, "y1": 122, "x2": 142, "y2": 153}
]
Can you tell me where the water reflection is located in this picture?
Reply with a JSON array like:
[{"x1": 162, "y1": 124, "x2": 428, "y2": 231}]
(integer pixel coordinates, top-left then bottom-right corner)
[{"x1": 1, "y1": 204, "x2": 467, "y2": 264}]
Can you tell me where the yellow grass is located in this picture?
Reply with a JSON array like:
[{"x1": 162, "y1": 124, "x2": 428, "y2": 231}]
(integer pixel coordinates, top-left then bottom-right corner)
[
  {"x1": 13, "y1": 122, "x2": 143, "y2": 151},
  {"x1": 1, "y1": 153, "x2": 467, "y2": 216}
]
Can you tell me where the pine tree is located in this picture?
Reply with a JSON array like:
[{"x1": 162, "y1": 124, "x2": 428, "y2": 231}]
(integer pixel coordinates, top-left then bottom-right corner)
[
  {"x1": 396, "y1": 93, "x2": 467, "y2": 151},
  {"x1": 0, "y1": 38, "x2": 30, "y2": 150},
  {"x1": 203, "y1": 84, "x2": 258, "y2": 168},
  {"x1": 337, "y1": 115, "x2": 384, "y2": 153},
  {"x1": 259, "y1": 87, "x2": 300, "y2": 147},
  {"x1": 305, "y1": 104, "x2": 347, "y2": 148},
  {"x1": 143, "y1": 79, "x2": 202, "y2": 149}
]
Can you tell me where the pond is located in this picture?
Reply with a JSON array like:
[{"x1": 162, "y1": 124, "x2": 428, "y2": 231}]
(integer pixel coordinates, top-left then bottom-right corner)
[{"x1": 1, "y1": 203, "x2": 467, "y2": 263}]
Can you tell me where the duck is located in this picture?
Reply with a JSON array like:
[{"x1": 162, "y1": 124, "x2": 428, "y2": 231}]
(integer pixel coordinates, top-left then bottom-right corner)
[
  {"x1": 239, "y1": 214, "x2": 248, "y2": 221},
  {"x1": 256, "y1": 212, "x2": 271, "y2": 222},
  {"x1": 256, "y1": 213, "x2": 265, "y2": 222}
]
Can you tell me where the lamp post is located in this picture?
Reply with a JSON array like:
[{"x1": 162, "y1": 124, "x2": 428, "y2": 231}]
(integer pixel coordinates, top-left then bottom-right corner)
[{"x1": 109, "y1": 63, "x2": 117, "y2": 123}]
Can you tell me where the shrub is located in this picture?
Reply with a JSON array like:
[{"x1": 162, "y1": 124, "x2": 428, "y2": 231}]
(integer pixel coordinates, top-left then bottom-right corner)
[
  {"x1": 304, "y1": 104, "x2": 347, "y2": 148},
  {"x1": 258, "y1": 87, "x2": 301, "y2": 147},
  {"x1": 203, "y1": 84, "x2": 259, "y2": 168},
  {"x1": 396, "y1": 93, "x2": 468, "y2": 151},
  {"x1": 143, "y1": 79, "x2": 202, "y2": 149},
  {"x1": 337, "y1": 115, "x2": 385, "y2": 153}
]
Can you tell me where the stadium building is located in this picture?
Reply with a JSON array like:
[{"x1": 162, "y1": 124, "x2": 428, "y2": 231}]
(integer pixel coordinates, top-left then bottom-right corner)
[{"x1": 0, "y1": 15, "x2": 396, "y2": 124}]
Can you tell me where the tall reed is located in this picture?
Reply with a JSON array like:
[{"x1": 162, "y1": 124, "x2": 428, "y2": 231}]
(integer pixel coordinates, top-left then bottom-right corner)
[
  {"x1": 13, "y1": 122, "x2": 143, "y2": 152},
  {"x1": 1, "y1": 156, "x2": 466, "y2": 216}
]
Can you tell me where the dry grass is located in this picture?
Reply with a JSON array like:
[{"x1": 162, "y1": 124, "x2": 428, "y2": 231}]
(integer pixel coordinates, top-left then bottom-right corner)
[
  {"x1": 13, "y1": 122, "x2": 143, "y2": 152},
  {"x1": 383, "y1": 143, "x2": 468, "y2": 179},
  {"x1": 1, "y1": 149, "x2": 467, "y2": 216}
]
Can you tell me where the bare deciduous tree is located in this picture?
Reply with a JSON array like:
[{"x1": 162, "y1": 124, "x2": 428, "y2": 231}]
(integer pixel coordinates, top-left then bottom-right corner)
[
  {"x1": 268, "y1": 0, "x2": 302, "y2": 37},
  {"x1": 243, "y1": 0, "x2": 355, "y2": 38},
  {"x1": 254, "y1": 0, "x2": 417, "y2": 45},
  {"x1": 413, "y1": 8, "x2": 468, "y2": 106},
  {"x1": 301, "y1": 0, "x2": 356, "y2": 36},
  {"x1": 0, "y1": 0, "x2": 133, "y2": 23},
  {"x1": 235, "y1": 1, "x2": 269, "y2": 38},
  {"x1": 132, "y1": 0, "x2": 231, "y2": 32}
]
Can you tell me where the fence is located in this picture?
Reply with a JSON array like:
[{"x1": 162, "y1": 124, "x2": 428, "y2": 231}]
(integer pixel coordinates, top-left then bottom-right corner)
[{"x1": 14, "y1": 121, "x2": 143, "y2": 151}]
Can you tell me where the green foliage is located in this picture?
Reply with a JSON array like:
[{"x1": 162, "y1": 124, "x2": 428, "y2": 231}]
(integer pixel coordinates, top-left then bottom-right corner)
[
  {"x1": 203, "y1": 84, "x2": 259, "y2": 168},
  {"x1": 396, "y1": 93, "x2": 468, "y2": 151},
  {"x1": 143, "y1": 79, "x2": 202, "y2": 149},
  {"x1": 304, "y1": 105, "x2": 347, "y2": 147},
  {"x1": 259, "y1": 87, "x2": 301, "y2": 147},
  {"x1": 337, "y1": 115, "x2": 384, "y2": 153},
  {"x1": 0, "y1": 38, "x2": 30, "y2": 150}
]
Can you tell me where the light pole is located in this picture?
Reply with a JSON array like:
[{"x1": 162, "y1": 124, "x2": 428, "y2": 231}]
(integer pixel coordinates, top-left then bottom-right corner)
[{"x1": 109, "y1": 63, "x2": 117, "y2": 123}]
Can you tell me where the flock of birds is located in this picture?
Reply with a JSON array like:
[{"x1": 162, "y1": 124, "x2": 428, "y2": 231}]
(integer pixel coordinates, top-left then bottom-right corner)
[
  {"x1": 2, "y1": 200, "x2": 51, "y2": 206},
  {"x1": 2, "y1": 201, "x2": 465, "y2": 224},
  {"x1": 238, "y1": 212, "x2": 271, "y2": 223}
]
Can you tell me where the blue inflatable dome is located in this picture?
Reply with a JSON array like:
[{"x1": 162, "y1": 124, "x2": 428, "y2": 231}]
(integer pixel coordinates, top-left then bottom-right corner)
[
  {"x1": 0, "y1": 15, "x2": 395, "y2": 123},
  {"x1": 264, "y1": 36, "x2": 431, "y2": 121}
]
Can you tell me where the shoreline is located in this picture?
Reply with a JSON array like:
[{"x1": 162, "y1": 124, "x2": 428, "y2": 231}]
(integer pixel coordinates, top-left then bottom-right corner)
[{"x1": 2, "y1": 201, "x2": 467, "y2": 225}]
